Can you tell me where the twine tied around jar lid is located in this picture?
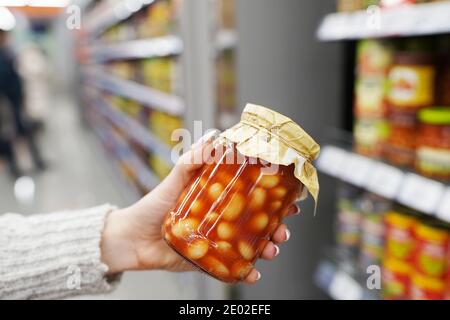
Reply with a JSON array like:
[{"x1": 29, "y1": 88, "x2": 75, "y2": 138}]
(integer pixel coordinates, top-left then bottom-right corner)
[{"x1": 216, "y1": 103, "x2": 321, "y2": 210}]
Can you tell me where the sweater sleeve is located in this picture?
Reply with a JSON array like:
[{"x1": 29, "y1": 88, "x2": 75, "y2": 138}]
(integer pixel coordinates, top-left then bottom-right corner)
[{"x1": 0, "y1": 204, "x2": 122, "y2": 300}]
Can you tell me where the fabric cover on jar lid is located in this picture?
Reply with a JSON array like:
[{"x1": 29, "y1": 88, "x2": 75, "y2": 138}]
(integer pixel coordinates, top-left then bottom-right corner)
[{"x1": 215, "y1": 103, "x2": 320, "y2": 208}]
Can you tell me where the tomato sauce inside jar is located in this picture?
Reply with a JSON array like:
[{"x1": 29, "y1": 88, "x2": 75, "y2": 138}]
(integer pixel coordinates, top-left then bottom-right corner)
[{"x1": 163, "y1": 144, "x2": 303, "y2": 283}]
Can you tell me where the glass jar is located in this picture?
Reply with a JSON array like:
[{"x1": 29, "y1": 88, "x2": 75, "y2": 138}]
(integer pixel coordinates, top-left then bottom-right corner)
[
  {"x1": 416, "y1": 107, "x2": 450, "y2": 181},
  {"x1": 436, "y1": 55, "x2": 450, "y2": 106},
  {"x1": 162, "y1": 104, "x2": 320, "y2": 283},
  {"x1": 384, "y1": 208, "x2": 419, "y2": 263},
  {"x1": 382, "y1": 258, "x2": 411, "y2": 300},
  {"x1": 410, "y1": 272, "x2": 446, "y2": 300},
  {"x1": 384, "y1": 108, "x2": 417, "y2": 167},
  {"x1": 359, "y1": 192, "x2": 391, "y2": 271},
  {"x1": 412, "y1": 219, "x2": 450, "y2": 280},
  {"x1": 354, "y1": 118, "x2": 389, "y2": 157},
  {"x1": 335, "y1": 183, "x2": 363, "y2": 254},
  {"x1": 387, "y1": 52, "x2": 436, "y2": 110}
]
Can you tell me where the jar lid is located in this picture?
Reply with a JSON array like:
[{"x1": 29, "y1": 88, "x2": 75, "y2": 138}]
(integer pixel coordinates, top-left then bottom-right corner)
[
  {"x1": 418, "y1": 107, "x2": 450, "y2": 125},
  {"x1": 217, "y1": 103, "x2": 320, "y2": 207},
  {"x1": 393, "y1": 52, "x2": 436, "y2": 65}
]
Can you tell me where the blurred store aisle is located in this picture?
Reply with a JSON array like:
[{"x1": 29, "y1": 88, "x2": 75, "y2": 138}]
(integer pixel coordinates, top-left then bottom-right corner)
[
  {"x1": 0, "y1": 92, "x2": 199, "y2": 300},
  {"x1": 0, "y1": 93, "x2": 125, "y2": 215}
]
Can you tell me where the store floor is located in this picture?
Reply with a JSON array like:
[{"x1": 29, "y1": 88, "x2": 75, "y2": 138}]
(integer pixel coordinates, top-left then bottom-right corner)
[{"x1": 0, "y1": 93, "x2": 200, "y2": 300}]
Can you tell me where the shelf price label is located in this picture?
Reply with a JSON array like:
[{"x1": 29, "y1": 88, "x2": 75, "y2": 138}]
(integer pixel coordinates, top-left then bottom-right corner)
[
  {"x1": 329, "y1": 271, "x2": 363, "y2": 301},
  {"x1": 436, "y1": 188, "x2": 450, "y2": 223},
  {"x1": 366, "y1": 163, "x2": 404, "y2": 200},
  {"x1": 398, "y1": 173, "x2": 446, "y2": 214},
  {"x1": 339, "y1": 154, "x2": 374, "y2": 187},
  {"x1": 316, "y1": 146, "x2": 348, "y2": 178}
]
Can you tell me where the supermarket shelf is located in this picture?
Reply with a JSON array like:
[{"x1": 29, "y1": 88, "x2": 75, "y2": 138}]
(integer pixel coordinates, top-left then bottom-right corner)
[
  {"x1": 215, "y1": 29, "x2": 238, "y2": 51},
  {"x1": 88, "y1": 95, "x2": 174, "y2": 165},
  {"x1": 83, "y1": 69, "x2": 185, "y2": 116},
  {"x1": 315, "y1": 250, "x2": 380, "y2": 300},
  {"x1": 84, "y1": 0, "x2": 153, "y2": 36},
  {"x1": 90, "y1": 122, "x2": 142, "y2": 203},
  {"x1": 91, "y1": 115, "x2": 161, "y2": 192},
  {"x1": 317, "y1": 144, "x2": 450, "y2": 221},
  {"x1": 87, "y1": 36, "x2": 183, "y2": 62},
  {"x1": 317, "y1": 1, "x2": 450, "y2": 41}
]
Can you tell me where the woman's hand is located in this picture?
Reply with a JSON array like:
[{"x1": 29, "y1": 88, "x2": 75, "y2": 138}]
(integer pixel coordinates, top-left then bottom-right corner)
[{"x1": 101, "y1": 133, "x2": 300, "y2": 284}]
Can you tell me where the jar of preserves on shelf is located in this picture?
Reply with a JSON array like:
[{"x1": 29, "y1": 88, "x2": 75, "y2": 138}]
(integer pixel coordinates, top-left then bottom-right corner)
[
  {"x1": 354, "y1": 118, "x2": 389, "y2": 157},
  {"x1": 387, "y1": 52, "x2": 436, "y2": 110},
  {"x1": 413, "y1": 219, "x2": 450, "y2": 280},
  {"x1": 410, "y1": 273, "x2": 446, "y2": 300},
  {"x1": 384, "y1": 108, "x2": 417, "y2": 167},
  {"x1": 335, "y1": 183, "x2": 363, "y2": 254},
  {"x1": 359, "y1": 193, "x2": 391, "y2": 271},
  {"x1": 416, "y1": 107, "x2": 450, "y2": 181},
  {"x1": 382, "y1": 258, "x2": 411, "y2": 300},
  {"x1": 384, "y1": 209, "x2": 419, "y2": 263},
  {"x1": 163, "y1": 104, "x2": 320, "y2": 283},
  {"x1": 436, "y1": 55, "x2": 450, "y2": 106}
]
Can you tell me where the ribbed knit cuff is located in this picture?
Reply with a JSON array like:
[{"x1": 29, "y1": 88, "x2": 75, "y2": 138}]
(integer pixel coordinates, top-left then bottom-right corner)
[{"x1": 0, "y1": 204, "x2": 121, "y2": 300}]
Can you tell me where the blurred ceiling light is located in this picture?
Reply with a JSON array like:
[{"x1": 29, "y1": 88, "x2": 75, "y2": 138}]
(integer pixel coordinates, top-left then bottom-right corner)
[
  {"x1": 0, "y1": 7, "x2": 16, "y2": 31},
  {"x1": 0, "y1": 0, "x2": 71, "y2": 7}
]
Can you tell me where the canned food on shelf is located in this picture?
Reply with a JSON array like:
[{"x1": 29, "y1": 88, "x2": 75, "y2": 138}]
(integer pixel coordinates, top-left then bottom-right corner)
[
  {"x1": 384, "y1": 209, "x2": 419, "y2": 263},
  {"x1": 410, "y1": 272, "x2": 447, "y2": 300},
  {"x1": 382, "y1": 258, "x2": 411, "y2": 300},
  {"x1": 359, "y1": 193, "x2": 391, "y2": 270},
  {"x1": 413, "y1": 219, "x2": 450, "y2": 279},
  {"x1": 335, "y1": 183, "x2": 363, "y2": 253}
]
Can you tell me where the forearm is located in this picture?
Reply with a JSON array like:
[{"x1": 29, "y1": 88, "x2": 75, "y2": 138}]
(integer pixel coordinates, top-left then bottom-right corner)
[{"x1": 0, "y1": 204, "x2": 121, "y2": 300}]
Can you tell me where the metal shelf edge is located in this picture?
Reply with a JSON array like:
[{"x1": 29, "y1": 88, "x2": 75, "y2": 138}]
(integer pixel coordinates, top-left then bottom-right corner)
[
  {"x1": 317, "y1": 2, "x2": 450, "y2": 41},
  {"x1": 83, "y1": 69, "x2": 185, "y2": 116},
  {"x1": 87, "y1": 35, "x2": 183, "y2": 62},
  {"x1": 316, "y1": 144, "x2": 450, "y2": 222}
]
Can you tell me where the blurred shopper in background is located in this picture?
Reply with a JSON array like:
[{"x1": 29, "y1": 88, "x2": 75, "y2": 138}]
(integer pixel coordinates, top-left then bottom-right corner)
[
  {"x1": 0, "y1": 29, "x2": 45, "y2": 178},
  {"x1": 0, "y1": 132, "x2": 18, "y2": 177},
  {"x1": 18, "y1": 42, "x2": 50, "y2": 127}
]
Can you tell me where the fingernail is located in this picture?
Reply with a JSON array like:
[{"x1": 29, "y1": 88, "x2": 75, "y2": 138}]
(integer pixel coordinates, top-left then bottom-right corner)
[
  {"x1": 256, "y1": 271, "x2": 261, "y2": 281},
  {"x1": 192, "y1": 130, "x2": 220, "y2": 148},
  {"x1": 285, "y1": 229, "x2": 291, "y2": 241},
  {"x1": 274, "y1": 245, "x2": 280, "y2": 256}
]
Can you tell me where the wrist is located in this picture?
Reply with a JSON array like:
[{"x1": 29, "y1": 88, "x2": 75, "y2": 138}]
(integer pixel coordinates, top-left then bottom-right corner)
[{"x1": 101, "y1": 208, "x2": 138, "y2": 274}]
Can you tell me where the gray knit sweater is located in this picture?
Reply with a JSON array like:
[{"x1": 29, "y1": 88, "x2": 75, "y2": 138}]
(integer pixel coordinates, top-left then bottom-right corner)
[{"x1": 0, "y1": 204, "x2": 120, "y2": 300}]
